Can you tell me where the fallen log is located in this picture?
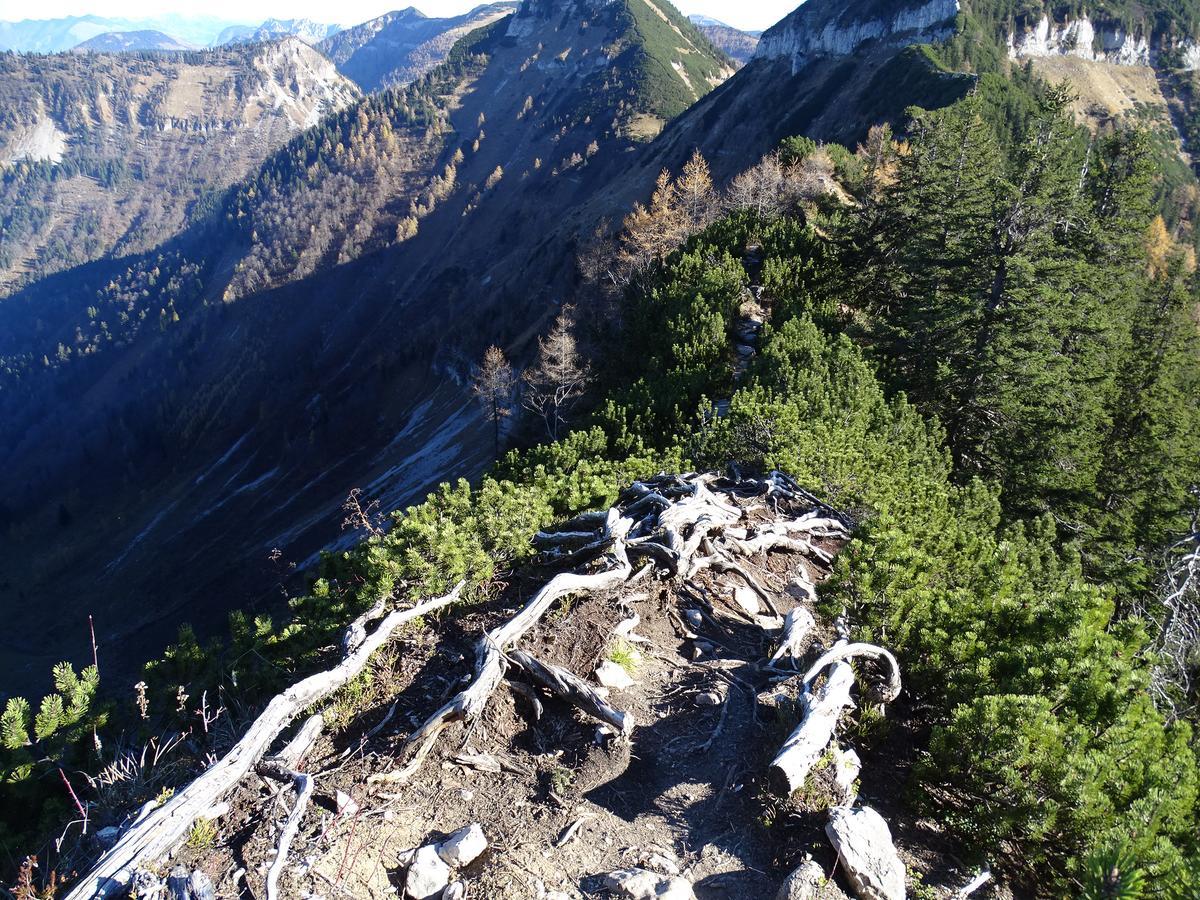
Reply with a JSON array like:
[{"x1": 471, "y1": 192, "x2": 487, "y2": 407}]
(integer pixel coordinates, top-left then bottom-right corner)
[
  {"x1": 507, "y1": 650, "x2": 634, "y2": 735},
  {"x1": 64, "y1": 584, "x2": 464, "y2": 900},
  {"x1": 769, "y1": 655, "x2": 856, "y2": 795}
]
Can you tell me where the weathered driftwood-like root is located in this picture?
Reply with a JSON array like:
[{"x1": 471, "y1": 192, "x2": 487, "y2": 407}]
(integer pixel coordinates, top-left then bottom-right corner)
[
  {"x1": 375, "y1": 512, "x2": 636, "y2": 786},
  {"x1": 769, "y1": 656, "x2": 856, "y2": 795},
  {"x1": 376, "y1": 476, "x2": 782, "y2": 786},
  {"x1": 770, "y1": 639, "x2": 902, "y2": 797},
  {"x1": 688, "y1": 553, "x2": 781, "y2": 616},
  {"x1": 802, "y1": 642, "x2": 901, "y2": 704},
  {"x1": 256, "y1": 713, "x2": 323, "y2": 900},
  {"x1": 257, "y1": 759, "x2": 316, "y2": 900},
  {"x1": 768, "y1": 607, "x2": 816, "y2": 666},
  {"x1": 955, "y1": 869, "x2": 993, "y2": 898},
  {"x1": 65, "y1": 585, "x2": 465, "y2": 900},
  {"x1": 273, "y1": 713, "x2": 324, "y2": 770},
  {"x1": 507, "y1": 650, "x2": 634, "y2": 735},
  {"x1": 342, "y1": 597, "x2": 388, "y2": 655}
]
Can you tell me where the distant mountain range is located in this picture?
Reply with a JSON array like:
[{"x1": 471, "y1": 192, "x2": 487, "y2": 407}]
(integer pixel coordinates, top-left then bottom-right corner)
[
  {"x1": 72, "y1": 29, "x2": 198, "y2": 52},
  {"x1": 319, "y1": 3, "x2": 518, "y2": 91},
  {"x1": 0, "y1": 13, "x2": 343, "y2": 52},
  {"x1": 217, "y1": 18, "x2": 344, "y2": 47},
  {"x1": 687, "y1": 14, "x2": 761, "y2": 65},
  {"x1": 0, "y1": 14, "x2": 248, "y2": 52},
  {"x1": 0, "y1": 7, "x2": 764, "y2": 65}
]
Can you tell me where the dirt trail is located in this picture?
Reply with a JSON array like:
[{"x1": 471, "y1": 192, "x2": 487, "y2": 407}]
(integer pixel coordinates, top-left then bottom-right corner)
[{"x1": 156, "y1": 482, "x2": 969, "y2": 900}]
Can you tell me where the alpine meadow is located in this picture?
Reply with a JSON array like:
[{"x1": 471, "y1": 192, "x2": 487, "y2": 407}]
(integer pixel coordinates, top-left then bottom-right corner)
[{"x1": 0, "y1": 1, "x2": 1199, "y2": 898}]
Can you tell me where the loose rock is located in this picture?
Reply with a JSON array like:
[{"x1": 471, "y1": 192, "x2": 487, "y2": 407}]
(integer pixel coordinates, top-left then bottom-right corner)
[
  {"x1": 733, "y1": 585, "x2": 761, "y2": 615},
  {"x1": 776, "y1": 858, "x2": 830, "y2": 900},
  {"x1": 437, "y1": 823, "x2": 488, "y2": 868},
  {"x1": 603, "y1": 867, "x2": 697, "y2": 899},
  {"x1": 595, "y1": 660, "x2": 635, "y2": 690},
  {"x1": 404, "y1": 845, "x2": 451, "y2": 900},
  {"x1": 824, "y1": 806, "x2": 905, "y2": 900}
]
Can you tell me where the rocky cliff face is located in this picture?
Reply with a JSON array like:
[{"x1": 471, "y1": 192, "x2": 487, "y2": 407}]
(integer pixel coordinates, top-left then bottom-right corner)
[
  {"x1": 755, "y1": 0, "x2": 959, "y2": 73},
  {"x1": 0, "y1": 40, "x2": 358, "y2": 291},
  {"x1": 1007, "y1": 14, "x2": 1200, "y2": 69}
]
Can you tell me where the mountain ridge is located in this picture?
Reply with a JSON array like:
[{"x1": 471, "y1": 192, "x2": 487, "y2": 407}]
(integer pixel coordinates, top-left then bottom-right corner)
[{"x1": 319, "y1": 3, "x2": 519, "y2": 91}]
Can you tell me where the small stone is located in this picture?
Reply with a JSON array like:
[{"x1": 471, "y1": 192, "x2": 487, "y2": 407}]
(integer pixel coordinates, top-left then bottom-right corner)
[
  {"x1": 444, "y1": 882, "x2": 466, "y2": 900},
  {"x1": 437, "y1": 823, "x2": 488, "y2": 868},
  {"x1": 787, "y1": 578, "x2": 815, "y2": 602},
  {"x1": 683, "y1": 609, "x2": 703, "y2": 628},
  {"x1": 733, "y1": 586, "x2": 761, "y2": 616},
  {"x1": 831, "y1": 746, "x2": 862, "y2": 803},
  {"x1": 756, "y1": 615, "x2": 784, "y2": 631},
  {"x1": 694, "y1": 691, "x2": 722, "y2": 707},
  {"x1": 639, "y1": 851, "x2": 681, "y2": 875},
  {"x1": 187, "y1": 870, "x2": 216, "y2": 900},
  {"x1": 691, "y1": 641, "x2": 713, "y2": 660},
  {"x1": 595, "y1": 660, "x2": 635, "y2": 690},
  {"x1": 96, "y1": 825, "x2": 121, "y2": 848},
  {"x1": 775, "y1": 858, "x2": 827, "y2": 900},
  {"x1": 460, "y1": 789, "x2": 474, "y2": 802},
  {"x1": 602, "y1": 867, "x2": 696, "y2": 899},
  {"x1": 404, "y1": 845, "x2": 450, "y2": 900},
  {"x1": 336, "y1": 790, "x2": 359, "y2": 817}
]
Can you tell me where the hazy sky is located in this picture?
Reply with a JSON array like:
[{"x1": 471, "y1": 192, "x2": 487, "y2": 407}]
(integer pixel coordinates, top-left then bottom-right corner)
[{"x1": 0, "y1": 0, "x2": 797, "y2": 33}]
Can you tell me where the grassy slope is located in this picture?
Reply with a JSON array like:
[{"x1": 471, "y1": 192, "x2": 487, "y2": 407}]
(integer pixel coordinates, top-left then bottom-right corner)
[{"x1": 620, "y1": 0, "x2": 733, "y2": 121}]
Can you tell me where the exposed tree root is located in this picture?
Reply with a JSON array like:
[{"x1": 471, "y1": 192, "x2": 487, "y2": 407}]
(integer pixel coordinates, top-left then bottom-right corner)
[
  {"x1": 64, "y1": 585, "x2": 464, "y2": 900},
  {"x1": 69, "y1": 472, "x2": 876, "y2": 898},
  {"x1": 508, "y1": 650, "x2": 634, "y2": 735}
]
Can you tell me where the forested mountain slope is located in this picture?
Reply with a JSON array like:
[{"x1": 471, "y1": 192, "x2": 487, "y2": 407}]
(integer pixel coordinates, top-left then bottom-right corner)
[
  {"x1": 3, "y1": 0, "x2": 1200, "y2": 894},
  {"x1": 14, "y1": 88, "x2": 1200, "y2": 898},
  {"x1": 0, "y1": 42, "x2": 359, "y2": 293},
  {"x1": 0, "y1": 0, "x2": 732, "y2": 697},
  {"x1": 319, "y1": 4, "x2": 519, "y2": 92}
]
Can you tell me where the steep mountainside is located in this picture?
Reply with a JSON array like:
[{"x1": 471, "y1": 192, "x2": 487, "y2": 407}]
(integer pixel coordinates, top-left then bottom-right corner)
[
  {"x1": 688, "y1": 14, "x2": 761, "y2": 65},
  {"x1": 0, "y1": 14, "x2": 247, "y2": 52},
  {"x1": 319, "y1": 4, "x2": 519, "y2": 91},
  {"x1": 0, "y1": 0, "x2": 732, "y2": 695},
  {"x1": 0, "y1": 41, "x2": 359, "y2": 292},
  {"x1": 72, "y1": 30, "x2": 198, "y2": 52},
  {"x1": 219, "y1": 18, "x2": 344, "y2": 46},
  {"x1": 629, "y1": 0, "x2": 972, "y2": 184}
]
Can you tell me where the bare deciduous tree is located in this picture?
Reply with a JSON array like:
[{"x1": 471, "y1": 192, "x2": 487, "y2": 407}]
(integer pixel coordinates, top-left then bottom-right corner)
[
  {"x1": 472, "y1": 345, "x2": 516, "y2": 456},
  {"x1": 522, "y1": 308, "x2": 590, "y2": 439},
  {"x1": 724, "y1": 150, "x2": 787, "y2": 220},
  {"x1": 675, "y1": 149, "x2": 715, "y2": 233}
]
